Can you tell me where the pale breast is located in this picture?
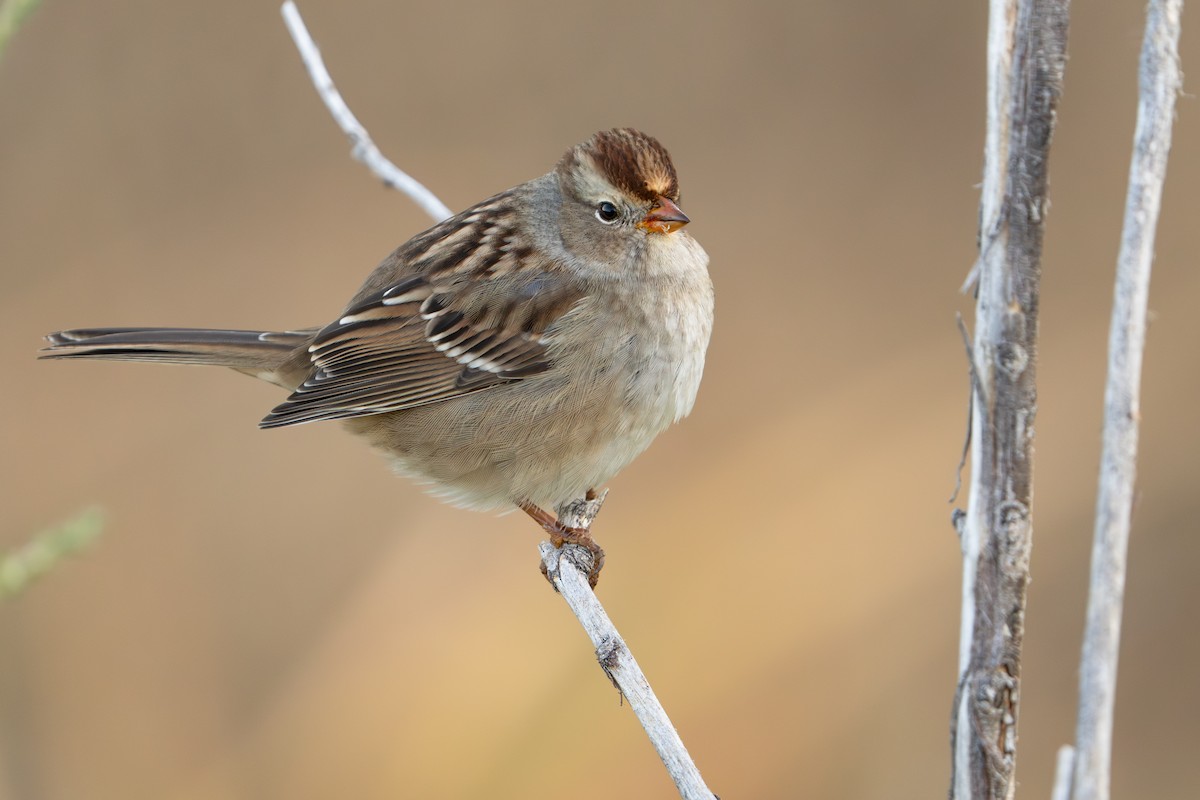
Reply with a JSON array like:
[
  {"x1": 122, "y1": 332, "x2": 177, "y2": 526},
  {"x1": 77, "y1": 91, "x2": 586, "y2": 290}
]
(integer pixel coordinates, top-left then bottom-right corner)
[{"x1": 347, "y1": 235, "x2": 714, "y2": 512}]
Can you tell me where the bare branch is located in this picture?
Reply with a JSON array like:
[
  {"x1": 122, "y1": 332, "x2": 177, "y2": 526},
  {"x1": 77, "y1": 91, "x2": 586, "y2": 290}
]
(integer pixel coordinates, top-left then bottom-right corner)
[
  {"x1": 279, "y1": 1, "x2": 453, "y2": 223},
  {"x1": 1052, "y1": 745, "x2": 1076, "y2": 800},
  {"x1": 1069, "y1": 3, "x2": 1183, "y2": 799},
  {"x1": 541, "y1": 493, "x2": 717, "y2": 800},
  {"x1": 539, "y1": 538, "x2": 717, "y2": 800},
  {"x1": 950, "y1": 1, "x2": 1070, "y2": 798}
]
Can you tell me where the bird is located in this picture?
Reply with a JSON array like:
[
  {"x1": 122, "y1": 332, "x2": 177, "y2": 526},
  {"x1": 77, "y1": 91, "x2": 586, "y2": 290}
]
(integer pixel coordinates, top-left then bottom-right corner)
[{"x1": 40, "y1": 128, "x2": 714, "y2": 586}]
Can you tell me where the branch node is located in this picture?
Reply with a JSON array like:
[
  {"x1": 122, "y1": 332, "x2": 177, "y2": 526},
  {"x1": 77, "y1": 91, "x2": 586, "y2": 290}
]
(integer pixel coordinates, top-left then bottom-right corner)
[
  {"x1": 556, "y1": 488, "x2": 609, "y2": 531},
  {"x1": 596, "y1": 634, "x2": 626, "y2": 695},
  {"x1": 557, "y1": 541, "x2": 598, "y2": 584},
  {"x1": 951, "y1": 508, "x2": 967, "y2": 541}
]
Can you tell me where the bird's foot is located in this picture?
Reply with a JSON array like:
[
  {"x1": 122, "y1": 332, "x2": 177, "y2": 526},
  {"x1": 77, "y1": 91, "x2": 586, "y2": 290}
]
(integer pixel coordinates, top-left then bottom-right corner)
[{"x1": 521, "y1": 501, "x2": 606, "y2": 588}]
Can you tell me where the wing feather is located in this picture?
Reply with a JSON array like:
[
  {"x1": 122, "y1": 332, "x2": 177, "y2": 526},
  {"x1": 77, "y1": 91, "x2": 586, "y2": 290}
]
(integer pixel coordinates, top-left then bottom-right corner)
[{"x1": 260, "y1": 193, "x2": 584, "y2": 429}]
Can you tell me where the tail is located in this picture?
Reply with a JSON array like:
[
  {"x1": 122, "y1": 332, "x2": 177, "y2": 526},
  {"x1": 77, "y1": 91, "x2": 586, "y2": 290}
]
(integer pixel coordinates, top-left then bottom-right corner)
[{"x1": 40, "y1": 327, "x2": 313, "y2": 378}]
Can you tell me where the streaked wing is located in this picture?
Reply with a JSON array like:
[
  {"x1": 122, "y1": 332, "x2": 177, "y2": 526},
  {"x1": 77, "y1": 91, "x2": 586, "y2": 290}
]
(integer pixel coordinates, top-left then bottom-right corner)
[{"x1": 260, "y1": 192, "x2": 584, "y2": 428}]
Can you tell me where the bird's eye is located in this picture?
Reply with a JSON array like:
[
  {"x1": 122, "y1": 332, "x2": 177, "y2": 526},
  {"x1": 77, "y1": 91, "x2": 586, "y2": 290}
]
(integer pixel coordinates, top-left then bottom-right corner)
[{"x1": 595, "y1": 201, "x2": 620, "y2": 223}]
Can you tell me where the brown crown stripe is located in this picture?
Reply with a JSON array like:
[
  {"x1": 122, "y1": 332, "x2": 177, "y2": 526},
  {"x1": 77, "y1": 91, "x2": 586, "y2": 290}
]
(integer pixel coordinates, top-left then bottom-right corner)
[{"x1": 578, "y1": 128, "x2": 680, "y2": 203}]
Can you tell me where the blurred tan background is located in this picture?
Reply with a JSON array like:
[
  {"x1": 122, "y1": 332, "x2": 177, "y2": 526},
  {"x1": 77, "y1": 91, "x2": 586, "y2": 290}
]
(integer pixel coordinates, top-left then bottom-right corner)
[{"x1": 2, "y1": 1, "x2": 1197, "y2": 798}]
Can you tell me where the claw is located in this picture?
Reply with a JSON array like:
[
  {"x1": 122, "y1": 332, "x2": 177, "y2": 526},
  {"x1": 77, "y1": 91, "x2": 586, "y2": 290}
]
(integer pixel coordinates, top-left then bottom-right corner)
[{"x1": 521, "y1": 501, "x2": 606, "y2": 587}]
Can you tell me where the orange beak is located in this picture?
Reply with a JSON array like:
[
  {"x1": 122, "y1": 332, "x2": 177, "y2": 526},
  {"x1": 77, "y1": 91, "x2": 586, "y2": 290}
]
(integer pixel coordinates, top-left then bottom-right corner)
[{"x1": 638, "y1": 196, "x2": 690, "y2": 235}]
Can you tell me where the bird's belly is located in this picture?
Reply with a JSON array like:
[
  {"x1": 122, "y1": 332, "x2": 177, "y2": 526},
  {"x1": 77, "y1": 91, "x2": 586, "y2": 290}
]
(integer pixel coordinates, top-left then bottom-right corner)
[
  {"x1": 344, "y1": 275, "x2": 713, "y2": 514},
  {"x1": 344, "y1": 340, "x2": 702, "y2": 513}
]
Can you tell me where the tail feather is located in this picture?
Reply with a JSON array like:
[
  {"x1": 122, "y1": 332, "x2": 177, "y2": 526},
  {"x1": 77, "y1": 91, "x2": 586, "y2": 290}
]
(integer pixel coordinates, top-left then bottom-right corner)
[{"x1": 40, "y1": 327, "x2": 312, "y2": 371}]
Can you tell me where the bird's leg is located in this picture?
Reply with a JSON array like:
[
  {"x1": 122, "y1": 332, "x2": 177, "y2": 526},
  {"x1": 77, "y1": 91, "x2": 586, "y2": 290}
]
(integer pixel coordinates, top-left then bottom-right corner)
[{"x1": 520, "y1": 499, "x2": 606, "y2": 588}]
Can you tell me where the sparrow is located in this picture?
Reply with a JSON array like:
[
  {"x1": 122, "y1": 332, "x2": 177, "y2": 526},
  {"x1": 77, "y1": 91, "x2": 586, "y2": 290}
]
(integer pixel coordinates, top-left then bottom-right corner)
[{"x1": 41, "y1": 128, "x2": 714, "y2": 585}]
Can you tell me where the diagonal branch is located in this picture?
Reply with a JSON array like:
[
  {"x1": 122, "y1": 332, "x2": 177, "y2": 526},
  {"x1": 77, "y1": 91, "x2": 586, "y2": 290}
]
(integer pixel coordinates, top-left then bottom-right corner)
[
  {"x1": 542, "y1": 494, "x2": 717, "y2": 800},
  {"x1": 1068, "y1": 3, "x2": 1183, "y2": 799},
  {"x1": 280, "y1": 1, "x2": 453, "y2": 224}
]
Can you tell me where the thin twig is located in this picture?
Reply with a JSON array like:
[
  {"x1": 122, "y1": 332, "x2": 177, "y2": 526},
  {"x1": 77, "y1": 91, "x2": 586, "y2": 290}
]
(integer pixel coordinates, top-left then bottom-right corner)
[
  {"x1": 949, "y1": 313, "x2": 978, "y2": 506},
  {"x1": 1052, "y1": 745, "x2": 1076, "y2": 800},
  {"x1": 1069, "y1": 3, "x2": 1182, "y2": 799},
  {"x1": 950, "y1": 1, "x2": 1070, "y2": 798},
  {"x1": 279, "y1": 1, "x2": 453, "y2": 223},
  {"x1": 541, "y1": 493, "x2": 717, "y2": 800}
]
